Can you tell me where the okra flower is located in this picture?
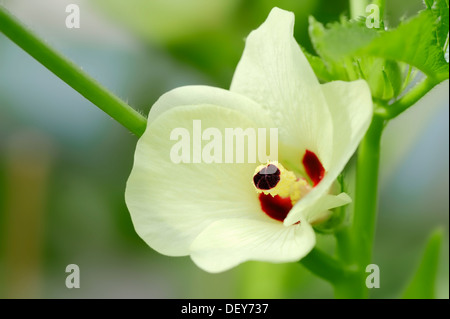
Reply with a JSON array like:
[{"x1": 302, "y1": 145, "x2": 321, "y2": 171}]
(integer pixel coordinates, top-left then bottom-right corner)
[{"x1": 125, "y1": 7, "x2": 372, "y2": 273}]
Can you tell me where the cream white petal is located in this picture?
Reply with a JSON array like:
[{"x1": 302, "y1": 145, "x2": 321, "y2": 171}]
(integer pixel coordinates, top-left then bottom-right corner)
[
  {"x1": 126, "y1": 104, "x2": 273, "y2": 256},
  {"x1": 284, "y1": 80, "x2": 373, "y2": 225},
  {"x1": 190, "y1": 218, "x2": 315, "y2": 273},
  {"x1": 230, "y1": 7, "x2": 334, "y2": 168},
  {"x1": 325, "y1": 80, "x2": 373, "y2": 168},
  {"x1": 147, "y1": 85, "x2": 273, "y2": 129},
  {"x1": 305, "y1": 193, "x2": 352, "y2": 225}
]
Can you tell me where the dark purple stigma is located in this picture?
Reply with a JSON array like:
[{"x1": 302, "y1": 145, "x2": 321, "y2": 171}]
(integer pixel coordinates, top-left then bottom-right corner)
[{"x1": 253, "y1": 164, "x2": 281, "y2": 190}]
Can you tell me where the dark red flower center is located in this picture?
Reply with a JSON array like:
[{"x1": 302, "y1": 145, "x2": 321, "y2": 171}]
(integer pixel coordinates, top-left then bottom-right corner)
[
  {"x1": 302, "y1": 150, "x2": 325, "y2": 186},
  {"x1": 255, "y1": 151, "x2": 324, "y2": 222},
  {"x1": 258, "y1": 193, "x2": 293, "y2": 222}
]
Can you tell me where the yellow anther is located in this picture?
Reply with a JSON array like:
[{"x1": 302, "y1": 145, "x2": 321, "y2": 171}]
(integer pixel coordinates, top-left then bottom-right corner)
[{"x1": 253, "y1": 161, "x2": 310, "y2": 205}]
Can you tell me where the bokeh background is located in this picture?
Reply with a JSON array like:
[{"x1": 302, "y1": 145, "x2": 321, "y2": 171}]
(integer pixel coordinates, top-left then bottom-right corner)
[{"x1": 0, "y1": 0, "x2": 448, "y2": 298}]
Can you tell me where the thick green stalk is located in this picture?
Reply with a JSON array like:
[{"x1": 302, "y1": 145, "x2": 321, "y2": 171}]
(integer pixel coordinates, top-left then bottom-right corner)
[
  {"x1": 337, "y1": 114, "x2": 385, "y2": 298},
  {"x1": 352, "y1": 115, "x2": 384, "y2": 270},
  {"x1": 300, "y1": 248, "x2": 351, "y2": 284},
  {"x1": 350, "y1": 0, "x2": 370, "y2": 19},
  {"x1": 333, "y1": 0, "x2": 444, "y2": 299},
  {"x1": 335, "y1": 227, "x2": 353, "y2": 265},
  {"x1": 303, "y1": 236, "x2": 362, "y2": 298},
  {"x1": 0, "y1": 5, "x2": 147, "y2": 137},
  {"x1": 373, "y1": 0, "x2": 386, "y2": 22},
  {"x1": 333, "y1": 77, "x2": 444, "y2": 297}
]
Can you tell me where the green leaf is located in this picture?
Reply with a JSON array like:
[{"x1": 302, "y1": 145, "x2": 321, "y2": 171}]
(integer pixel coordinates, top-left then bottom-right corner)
[
  {"x1": 424, "y1": 0, "x2": 434, "y2": 8},
  {"x1": 301, "y1": 47, "x2": 334, "y2": 82},
  {"x1": 358, "y1": 57, "x2": 403, "y2": 99},
  {"x1": 308, "y1": 17, "x2": 405, "y2": 100},
  {"x1": 426, "y1": 0, "x2": 449, "y2": 50},
  {"x1": 308, "y1": 16, "x2": 379, "y2": 63},
  {"x1": 359, "y1": 10, "x2": 449, "y2": 81},
  {"x1": 308, "y1": 9, "x2": 448, "y2": 96},
  {"x1": 383, "y1": 60, "x2": 403, "y2": 98},
  {"x1": 403, "y1": 229, "x2": 444, "y2": 299},
  {"x1": 308, "y1": 17, "x2": 349, "y2": 81}
]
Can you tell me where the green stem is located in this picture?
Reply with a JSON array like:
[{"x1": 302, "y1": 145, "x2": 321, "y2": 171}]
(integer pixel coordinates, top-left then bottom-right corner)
[
  {"x1": 350, "y1": 0, "x2": 370, "y2": 19},
  {"x1": 300, "y1": 247, "x2": 352, "y2": 284},
  {"x1": 0, "y1": 5, "x2": 147, "y2": 137},
  {"x1": 335, "y1": 227, "x2": 353, "y2": 264},
  {"x1": 373, "y1": 0, "x2": 386, "y2": 22},
  {"x1": 335, "y1": 114, "x2": 385, "y2": 298},
  {"x1": 333, "y1": 75, "x2": 443, "y2": 298},
  {"x1": 353, "y1": 114, "x2": 384, "y2": 267},
  {"x1": 379, "y1": 77, "x2": 441, "y2": 119}
]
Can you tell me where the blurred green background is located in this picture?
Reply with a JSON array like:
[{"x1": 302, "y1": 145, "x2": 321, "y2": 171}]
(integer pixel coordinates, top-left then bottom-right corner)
[{"x1": 0, "y1": 0, "x2": 448, "y2": 298}]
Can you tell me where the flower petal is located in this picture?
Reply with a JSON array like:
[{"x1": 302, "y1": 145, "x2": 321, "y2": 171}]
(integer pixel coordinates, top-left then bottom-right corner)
[
  {"x1": 190, "y1": 218, "x2": 315, "y2": 273},
  {"x1": 305, "y1": 193, "x2": 351, "y2": 224},
  {"x1": 324, "y1": 79, "x2": 373, "y2": 170},
  {"x1": 147, "y1": 85, "x2": 273, "y2": 129},
  {"x1": 230, "y1": 7, "x2": 334, "y2": 168},
  {"x1": 126, "y1": 103, "x2": 274, "y2": 256},
  {"x1": 284, "y1": 80, "x2": 372, "y2": 225}
]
